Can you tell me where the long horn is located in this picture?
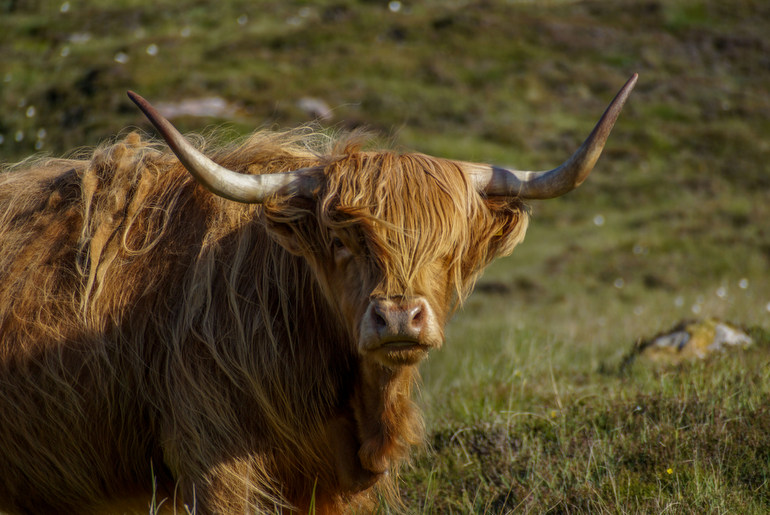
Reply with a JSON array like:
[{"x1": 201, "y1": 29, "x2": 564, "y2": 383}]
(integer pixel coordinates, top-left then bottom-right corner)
[
  {"x1": 127, "y1": 91, "x2": 321, "y2": 203},
  {"x1": 465, "y1": 73, "x2": 638, "y2": 199}
]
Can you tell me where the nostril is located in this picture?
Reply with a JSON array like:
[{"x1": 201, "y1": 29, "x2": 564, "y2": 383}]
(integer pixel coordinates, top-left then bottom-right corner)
[
  {"x1": 408, "y1": 305, "x2": 424, "y2": 329},
  {"x1": 371, "y1": 305, "x2": 388, "y2": 330}
]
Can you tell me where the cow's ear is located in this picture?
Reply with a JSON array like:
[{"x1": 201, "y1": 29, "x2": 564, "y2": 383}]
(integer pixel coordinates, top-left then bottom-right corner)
[
  {"x1": 263, "y1": 222, "x2": 300, "y2": 255},
  {"x1": 481, "y1": 197, "x2": 530, "y2": 259},
  {"x1": 262, "y1": 198, "x2": 319, "y2": 256},
  {"x1": 263, "y1": 217, "x2": 313, "y2": 256}
]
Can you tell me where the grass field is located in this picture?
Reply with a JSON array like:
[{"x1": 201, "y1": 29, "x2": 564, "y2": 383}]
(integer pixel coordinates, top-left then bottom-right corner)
[{"x1": 2, "y1": 0, "x2": 769, "y2": 512}]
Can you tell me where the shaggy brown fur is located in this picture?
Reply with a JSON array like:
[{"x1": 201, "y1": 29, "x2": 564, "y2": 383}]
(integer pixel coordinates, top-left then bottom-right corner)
[{"x1": 0, "y1": 128, "x2": 528, "y2": 514}]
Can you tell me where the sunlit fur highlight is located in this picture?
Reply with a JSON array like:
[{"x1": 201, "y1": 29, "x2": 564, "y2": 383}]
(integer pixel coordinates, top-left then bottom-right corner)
[
  {"x1": 322, "y1": 151, "x2": 526, "y2": 302},
  {"x1": 0, "y1": 128, "x2": 528, "y2": 513}
]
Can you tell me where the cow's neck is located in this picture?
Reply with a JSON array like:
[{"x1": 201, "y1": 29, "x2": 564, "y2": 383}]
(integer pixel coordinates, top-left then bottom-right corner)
[{"x1": 352, "y1": 360, "x2": 421, "y2": 474}]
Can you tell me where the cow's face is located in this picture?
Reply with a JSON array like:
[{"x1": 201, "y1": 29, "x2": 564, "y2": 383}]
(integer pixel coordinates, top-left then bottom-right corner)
[
  {"x1": 315, "y1": 224, "x2": 448, "y2": 368},
  {"x1": 264, "y1": 152, "x2": 528, "y2": 369}
]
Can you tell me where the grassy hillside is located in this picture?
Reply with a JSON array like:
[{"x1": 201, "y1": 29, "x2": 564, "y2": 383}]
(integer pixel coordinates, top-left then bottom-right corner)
[{"x1": 2, "y1": 0, "x2": 769, "y2": 512}]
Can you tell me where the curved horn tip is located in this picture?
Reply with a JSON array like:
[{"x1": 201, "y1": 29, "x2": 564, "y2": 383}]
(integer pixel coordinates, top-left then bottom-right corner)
[
  {"x1": 468, "y1": 74, "x2": 638, "y2": 199},
  {"x1": 613, "y1": 73, "x2": 639, "y2": 107},
  {"x1": 126, "y1": 90, "x2": 146, "y2": 109}
]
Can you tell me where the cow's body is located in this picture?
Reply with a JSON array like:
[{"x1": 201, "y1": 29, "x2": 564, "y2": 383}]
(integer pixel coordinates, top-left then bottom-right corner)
[
  {"x1": 0, "y1": 75, "x2": 635, "y2": 513},
  {"x1": 0, "y1": 131, "x2": 527, "y2": 513}
]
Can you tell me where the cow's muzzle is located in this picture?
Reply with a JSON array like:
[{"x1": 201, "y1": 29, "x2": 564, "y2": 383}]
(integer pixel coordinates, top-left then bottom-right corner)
[{"x1": 358, "y1": 296, "x2": 441, "y2": 365}]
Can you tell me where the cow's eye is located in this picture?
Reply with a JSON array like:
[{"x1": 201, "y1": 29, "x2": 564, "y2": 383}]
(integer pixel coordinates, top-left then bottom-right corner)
[
  {"x1": 330, "y1": 236, "x2": 352, "y2": 264},
  {"x1": 331, "y1": 237, "x2": 345, "y2": 250}
]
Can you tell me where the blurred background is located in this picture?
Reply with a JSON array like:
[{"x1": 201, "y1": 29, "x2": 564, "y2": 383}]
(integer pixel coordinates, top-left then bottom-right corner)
[{"x1": 2, "y1": 0, "x2": 769, "y2": 512}]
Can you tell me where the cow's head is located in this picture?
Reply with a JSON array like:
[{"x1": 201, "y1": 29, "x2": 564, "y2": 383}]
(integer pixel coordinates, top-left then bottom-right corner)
[
  {"x1": 258, "y1": 150, "x2": 530, "y2": 368},
  {"x1": 127, "y1": 74, "x2": 636, "y2": 369}
]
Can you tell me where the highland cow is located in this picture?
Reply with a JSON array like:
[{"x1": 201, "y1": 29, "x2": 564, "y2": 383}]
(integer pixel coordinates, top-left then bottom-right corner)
[{"x1": 0, "y1": 74, "x2": 636, "y2": 513}]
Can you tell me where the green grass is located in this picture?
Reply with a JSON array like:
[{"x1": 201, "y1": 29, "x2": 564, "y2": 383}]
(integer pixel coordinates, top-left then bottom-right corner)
[
  {"x1": 409, "y1": 327, "x2": 770, "y2": 513},
  {"x1": 2, "y1": 0, "x2": 769, "y2": 512}
]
